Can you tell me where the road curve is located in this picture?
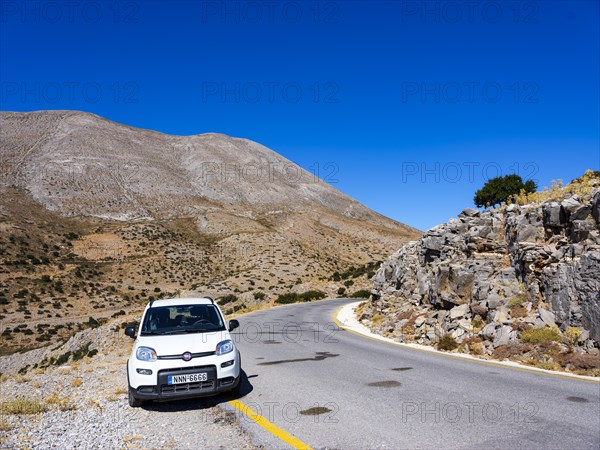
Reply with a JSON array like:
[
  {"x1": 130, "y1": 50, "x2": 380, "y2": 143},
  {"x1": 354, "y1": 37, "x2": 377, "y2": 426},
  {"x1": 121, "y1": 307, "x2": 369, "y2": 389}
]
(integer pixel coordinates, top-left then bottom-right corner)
[{"x1": 229, "y1": 298, "x2": 600, "y2": 449}]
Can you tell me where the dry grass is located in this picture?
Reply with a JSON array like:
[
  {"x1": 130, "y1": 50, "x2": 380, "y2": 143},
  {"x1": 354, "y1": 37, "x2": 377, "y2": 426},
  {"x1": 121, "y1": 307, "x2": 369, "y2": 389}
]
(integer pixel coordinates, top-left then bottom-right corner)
[
  {"x1": 0, "y1": 419, "x2": 12, "y2": 431},
  {"x1": 508, "y1": 169, "x2": 598, "y2": 206},
  {"x1": 71, "y1": 378, "x2": 83, "y2": 387},
  {"x1": 521, "y1": 326, "x2": 562, "y2": 344},
  {"x1": 437, "y1": 334, "x2": 459, "y2": 351},
  {"x1": 1, "y1": 398, "x2": 46, "y2": 415},
  {"x1": 14, "y1": 375, "x2": 30, "y2": 383}
]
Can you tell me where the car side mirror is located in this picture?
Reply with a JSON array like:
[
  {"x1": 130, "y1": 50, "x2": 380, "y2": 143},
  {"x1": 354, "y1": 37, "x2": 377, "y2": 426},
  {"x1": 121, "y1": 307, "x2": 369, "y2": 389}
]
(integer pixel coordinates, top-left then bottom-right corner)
[
  {"x1": 124, "y1": 326, "x2": 136, "y2": 339},
  {"x1": 228, "y1": 319, "x2": 239, "y2": 332}
]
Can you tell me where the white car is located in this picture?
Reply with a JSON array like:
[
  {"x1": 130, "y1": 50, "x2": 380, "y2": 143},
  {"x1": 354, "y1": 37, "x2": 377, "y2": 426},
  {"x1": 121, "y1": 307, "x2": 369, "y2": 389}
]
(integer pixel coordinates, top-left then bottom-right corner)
[{"x1": 125, "y1": 297, "x2": 241, "y2": 407}]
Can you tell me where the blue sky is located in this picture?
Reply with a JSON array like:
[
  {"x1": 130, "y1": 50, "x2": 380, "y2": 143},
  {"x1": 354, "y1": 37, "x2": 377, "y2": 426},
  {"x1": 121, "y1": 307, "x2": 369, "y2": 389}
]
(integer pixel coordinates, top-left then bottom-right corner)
[{"x1": 1, "y1": 0, "x2": 598, "y2": 230}]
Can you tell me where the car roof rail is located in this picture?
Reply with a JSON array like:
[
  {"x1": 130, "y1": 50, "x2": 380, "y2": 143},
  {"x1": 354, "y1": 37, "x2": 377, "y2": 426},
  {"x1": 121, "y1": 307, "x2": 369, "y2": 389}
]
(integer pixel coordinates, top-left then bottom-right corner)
[
  {"x1": 207, "y1": 297, "x2": 215, "y2": 304},
  {"x1": 148, "y1": 299, "x2": 154, "y2": 308}
]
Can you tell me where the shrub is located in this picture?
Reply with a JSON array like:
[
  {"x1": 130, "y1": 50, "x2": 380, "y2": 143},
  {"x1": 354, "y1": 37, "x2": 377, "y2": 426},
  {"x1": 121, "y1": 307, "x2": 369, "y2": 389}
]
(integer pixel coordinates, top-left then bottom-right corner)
[
  {"x1": 275, "y1": 290, "x2": 326, "y2": 304},
  {"x1": 438, "y1": 334, "x2": 459, "y2": 351},
  {"x1": 520, "y1": 326, "x2": 562, "y2": 344},
  {"x1": 300, "y1": 290, "x2": 326, "y2": 302},
  {"x1": 0, "y1": 398, "x2": 46, "y2": 415},
  {"x1": 337, "y1": 287, "x2": 346, "y2": 295},
  {"x1": 218, "y1": 295, "x2": 238, "y2": 305},
  {"x1": 472, "y1": 315, "x2": 485, "y2": 332},
  {"x1": 275, "y1": 293, "x2": 300, "y2": 304},
  {"x1": 564, "y1": 326, "x2": 582, "y2": 346},
  {"x1": 253, "y1": 291, "x2": 265, "y2": 300},
  {"x1": 350, "y1": 290, "x2": 371, "y2": 299}
]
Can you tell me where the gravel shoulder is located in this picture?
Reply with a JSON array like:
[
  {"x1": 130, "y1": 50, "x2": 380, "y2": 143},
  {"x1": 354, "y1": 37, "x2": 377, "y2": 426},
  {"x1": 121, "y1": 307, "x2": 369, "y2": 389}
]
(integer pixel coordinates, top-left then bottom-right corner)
[{"x1": 0, "y1": 317, "x2": 255, "y2": 449}]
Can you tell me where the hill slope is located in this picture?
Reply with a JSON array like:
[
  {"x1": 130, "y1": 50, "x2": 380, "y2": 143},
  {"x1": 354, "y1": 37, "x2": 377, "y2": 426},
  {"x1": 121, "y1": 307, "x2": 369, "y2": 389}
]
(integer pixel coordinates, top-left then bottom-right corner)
[{"x1": 0, "y1": 110, "x2": 420, "y2": 353}]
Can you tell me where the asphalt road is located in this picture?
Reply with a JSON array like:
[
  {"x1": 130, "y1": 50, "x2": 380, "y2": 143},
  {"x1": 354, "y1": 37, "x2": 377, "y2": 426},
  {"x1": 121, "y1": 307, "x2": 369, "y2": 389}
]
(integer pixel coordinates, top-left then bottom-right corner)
[{"x1": 228, "y1": 298, "x2": 600, "y2": 449}]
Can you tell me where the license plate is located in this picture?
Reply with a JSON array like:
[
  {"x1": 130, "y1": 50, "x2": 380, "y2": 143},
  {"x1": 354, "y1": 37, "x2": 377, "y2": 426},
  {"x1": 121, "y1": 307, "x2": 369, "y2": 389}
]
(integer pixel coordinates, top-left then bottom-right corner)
[{"x1": 168, "y1": 372, "x2": 208, "y2": 384}]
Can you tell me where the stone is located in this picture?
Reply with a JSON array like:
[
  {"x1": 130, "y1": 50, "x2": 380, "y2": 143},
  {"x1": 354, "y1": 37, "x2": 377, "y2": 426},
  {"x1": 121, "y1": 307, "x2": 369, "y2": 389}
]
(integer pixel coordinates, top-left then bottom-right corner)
[
  {"x1": 571, "y1": 205, "x2": 591, "y2": 221},
  {"x1": 414, "y1": 316, "x2": 426, "y2": 327},
  {"x1": 449, "y1": 303, "x2": 470, "y2": 319},
  {"x1": 561, "y1": 197, "x2": 581, "y2": 212},
  {"x1": 493, "y1": 326, "x2": 512, "y2": 347},
  {"x1": 593, "y1": 191, "x2": 600, "y2": 223},
  {"x1": 486, "y1": 294, "x2": 501, "y2": 309},
  {"x1": 460, "y1": 208, "x2": 480, "y2": 217},
  {"x1": 482, "y1": 323, "x2": 497, "y2": 339},
  {"x1": 493, "y1": 310, "x2": 510, "y2": 324},
  {"x1": 543, "y1": 202, "x2": 567, "y2": 228},
  {"x1": 538, "y1": 308, "x2": 556, "y2": 327},
  {"x1": 457, "y1": 319, "x2": 473, "y2": 332}
]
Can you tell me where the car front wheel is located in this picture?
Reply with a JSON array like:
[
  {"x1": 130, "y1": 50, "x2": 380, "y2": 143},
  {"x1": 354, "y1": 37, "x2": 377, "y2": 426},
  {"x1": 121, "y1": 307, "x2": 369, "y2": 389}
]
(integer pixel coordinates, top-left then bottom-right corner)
[{"x1": 128, "y1": 387, "x2": 144, "y2": 407}]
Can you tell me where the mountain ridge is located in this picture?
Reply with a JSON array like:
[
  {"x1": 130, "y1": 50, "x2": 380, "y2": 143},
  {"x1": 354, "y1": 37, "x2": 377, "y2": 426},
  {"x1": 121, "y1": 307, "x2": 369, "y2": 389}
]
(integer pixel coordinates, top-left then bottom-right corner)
[{"x1": 0, "y1": 110, "x2": 419, "y2": 353}]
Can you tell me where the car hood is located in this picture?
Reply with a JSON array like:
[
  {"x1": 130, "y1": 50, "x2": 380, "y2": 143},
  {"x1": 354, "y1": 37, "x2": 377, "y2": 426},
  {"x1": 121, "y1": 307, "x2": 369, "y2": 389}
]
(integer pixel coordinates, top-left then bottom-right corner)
[{"x1": 136, "y1": 330, "x2": 231, "y2": 356}]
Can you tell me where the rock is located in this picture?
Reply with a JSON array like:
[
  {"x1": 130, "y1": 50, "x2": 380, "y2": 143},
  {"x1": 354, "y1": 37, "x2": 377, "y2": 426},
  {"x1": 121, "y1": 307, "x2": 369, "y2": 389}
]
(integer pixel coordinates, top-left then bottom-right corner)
[
  {"x1": 414, "y1": 315, "x2": 427, "y2": 327},
  {"x1": 460, "y1": 208, "x2": 480, "y2": 217},
  {"x1": 543, "y1": 202, "x2": 567, "y2": 228},
  {"x1": 493, "y1": 310, "x2": 510, "y2": 324},
  {"x1": 561, "y1": 197, "x2": 581, "y2": 213},
  {"x1": 449, "y1": 303, "x2": 470, "y2": 319},
  {"x1": 368, "y1": 186, "x2": 600, "y2": 350},
  {"x1": 571, "y1": 205, "x2": 591, "y2": 221},
  {"x1": 457, "y1": 319, "x2": 473, "y2": 332},
  {"x1": 493, "y1": 326, "x2": 512, "y2": 347},
  {"x1": 538, "y1": 308, "x2": 556, "y2": 327},
  {"x1": 593, "y1": 191, "x2": 600, "y2": 223},
  {"x1": 486, "y1": 294, "x2": 501, "y2": 309},
  {"x1": 482, "y1": 323, "x2": 497, "y2": 339}
]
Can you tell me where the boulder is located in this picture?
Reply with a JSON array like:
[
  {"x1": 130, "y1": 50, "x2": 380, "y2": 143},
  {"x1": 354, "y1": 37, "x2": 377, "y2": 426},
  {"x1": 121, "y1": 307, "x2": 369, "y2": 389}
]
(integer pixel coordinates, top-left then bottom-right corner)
[
  {"x1": 493, "y1": 326, "x2": 512, "y2": 347},
  {"x1": 449, "y1": 303, "x2": 469, "y2": 320},
  {"x1": 538, "y1": 308, "x2": 556, "y2": 327},
  {"x1": 593, "y1": 191, "x2": 600, "y2": 223},
  {"x1": 571, "y1": 205, "x2": 591, "y2": 221},
  {"x1": 543, "y1": 203, "x2": 567, "y2": 228},
  {"x1": 482, "y1": 323, "x2": 497, "y2": 339},
  {"x1": 460, "y1": 208, "x2": 480, "y2": 218}
]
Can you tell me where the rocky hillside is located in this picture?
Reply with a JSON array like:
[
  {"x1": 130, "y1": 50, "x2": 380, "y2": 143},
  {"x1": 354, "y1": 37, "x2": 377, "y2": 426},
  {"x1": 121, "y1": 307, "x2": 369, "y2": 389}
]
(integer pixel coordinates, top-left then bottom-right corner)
[
  {"x1": 0, "y1": 110, "x2": 420, "y2": 353},
  {"x1": 362, "y1": 172, "x2": 600, "y2": 375}
]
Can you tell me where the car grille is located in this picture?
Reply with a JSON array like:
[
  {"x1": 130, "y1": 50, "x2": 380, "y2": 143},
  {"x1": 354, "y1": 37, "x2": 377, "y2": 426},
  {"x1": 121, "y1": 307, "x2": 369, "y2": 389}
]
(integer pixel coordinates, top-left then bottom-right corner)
[
  {"x1": 161, "y1": 380, "x2": 215, "y2": 394},
  {"x1": 158, "y1": 351, "x2": 215, "y2": 360}
]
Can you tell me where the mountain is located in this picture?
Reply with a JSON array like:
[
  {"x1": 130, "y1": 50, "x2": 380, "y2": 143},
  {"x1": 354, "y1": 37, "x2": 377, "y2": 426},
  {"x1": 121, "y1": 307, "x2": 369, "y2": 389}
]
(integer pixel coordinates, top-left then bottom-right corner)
[
  {"x1": 360, "y1": 171, "x2": 600, "y2": 375},
  {"x1": 0, "y1": 110, "x2": 420, "y2": 353}
]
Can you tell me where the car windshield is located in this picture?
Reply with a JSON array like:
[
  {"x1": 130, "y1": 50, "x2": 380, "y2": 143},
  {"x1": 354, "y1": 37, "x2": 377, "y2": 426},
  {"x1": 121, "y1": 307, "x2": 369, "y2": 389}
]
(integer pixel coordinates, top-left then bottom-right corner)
[{"x1": 140, "y1": 304, "x2": 225, "y2": 335}]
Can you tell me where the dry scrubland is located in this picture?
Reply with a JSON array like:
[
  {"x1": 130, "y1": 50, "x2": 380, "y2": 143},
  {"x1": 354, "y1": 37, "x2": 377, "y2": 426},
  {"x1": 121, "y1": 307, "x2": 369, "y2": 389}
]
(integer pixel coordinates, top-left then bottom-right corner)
[{"x1": 0, "y1": 110, "x2": 419, "y2": 353}]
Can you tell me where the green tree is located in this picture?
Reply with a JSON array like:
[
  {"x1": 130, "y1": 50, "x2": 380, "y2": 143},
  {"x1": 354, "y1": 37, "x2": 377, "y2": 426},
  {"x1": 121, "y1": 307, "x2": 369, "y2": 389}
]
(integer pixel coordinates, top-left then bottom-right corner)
[{"x1": 474, "y1": 174, "x2": 537, "y2": 208}]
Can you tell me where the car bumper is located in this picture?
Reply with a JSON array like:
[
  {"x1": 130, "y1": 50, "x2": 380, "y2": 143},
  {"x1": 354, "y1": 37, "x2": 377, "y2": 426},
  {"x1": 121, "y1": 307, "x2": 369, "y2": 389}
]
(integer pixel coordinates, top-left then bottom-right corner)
[
  {"x1": 127, "y1": 352, "x2": 240, "y2": 400},
  {"x1": 132, "y1": 374, "x2": 240, "y2": 402}
]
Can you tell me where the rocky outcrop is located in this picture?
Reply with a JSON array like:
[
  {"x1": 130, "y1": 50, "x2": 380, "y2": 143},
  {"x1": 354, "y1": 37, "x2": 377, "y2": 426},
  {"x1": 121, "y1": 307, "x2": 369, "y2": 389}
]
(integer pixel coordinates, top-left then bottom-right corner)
[{"x1": 367, "y1": 187, "x2": 600, "y2": 357}]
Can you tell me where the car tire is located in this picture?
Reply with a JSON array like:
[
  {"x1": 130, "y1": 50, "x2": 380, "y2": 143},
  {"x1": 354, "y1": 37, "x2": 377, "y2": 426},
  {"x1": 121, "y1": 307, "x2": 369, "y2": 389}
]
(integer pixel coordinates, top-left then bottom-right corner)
[
  {"x1": 230, "y1": 375, "x2": 243, "y2": 396},
  {"x1": 128, "y1": 387, "x2": 144, "y2": 407}
]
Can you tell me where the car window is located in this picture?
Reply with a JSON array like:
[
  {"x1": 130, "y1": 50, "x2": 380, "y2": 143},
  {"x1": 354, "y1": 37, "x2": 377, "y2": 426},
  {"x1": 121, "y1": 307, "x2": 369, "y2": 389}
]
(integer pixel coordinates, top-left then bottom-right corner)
[{"x1": 140, "y1": 304, "x2": 225, "y2": 335}]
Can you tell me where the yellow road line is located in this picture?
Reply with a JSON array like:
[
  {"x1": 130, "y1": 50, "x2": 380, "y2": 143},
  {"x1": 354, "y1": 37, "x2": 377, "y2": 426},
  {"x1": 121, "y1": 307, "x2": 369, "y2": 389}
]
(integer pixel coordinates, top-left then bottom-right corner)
[
  {"x1": 333, "y1": 305, "x2": 600, "y2": 385},
  {"x1": 228, "y1": 399, "x2": 313, "y2": 450}
]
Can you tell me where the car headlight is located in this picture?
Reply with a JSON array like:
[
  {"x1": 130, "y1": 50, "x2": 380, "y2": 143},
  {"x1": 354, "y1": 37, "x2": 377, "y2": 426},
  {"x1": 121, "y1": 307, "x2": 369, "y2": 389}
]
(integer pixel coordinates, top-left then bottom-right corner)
[
  {"x1": 216, "y1": 339, "x2": 234, "y2": 356},
  {"x1": 136, "y1": 346, "x2": 157, "y2": 362}
]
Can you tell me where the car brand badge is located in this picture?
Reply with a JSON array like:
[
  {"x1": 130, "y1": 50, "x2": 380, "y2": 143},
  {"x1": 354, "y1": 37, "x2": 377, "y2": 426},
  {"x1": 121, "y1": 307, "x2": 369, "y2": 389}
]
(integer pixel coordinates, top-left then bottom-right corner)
[{"x1": 182, "y1": 352, "x2": 192, "y2": 361}]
